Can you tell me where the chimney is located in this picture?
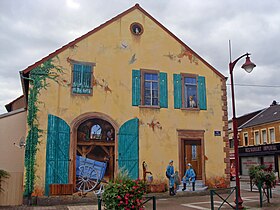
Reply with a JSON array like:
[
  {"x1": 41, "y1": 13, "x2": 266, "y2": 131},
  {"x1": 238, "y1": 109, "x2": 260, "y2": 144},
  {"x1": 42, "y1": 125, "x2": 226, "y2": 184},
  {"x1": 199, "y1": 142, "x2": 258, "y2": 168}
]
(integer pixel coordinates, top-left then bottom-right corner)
[{"x1": 271, "y1": 100, "x2": 278, "y2": 106}]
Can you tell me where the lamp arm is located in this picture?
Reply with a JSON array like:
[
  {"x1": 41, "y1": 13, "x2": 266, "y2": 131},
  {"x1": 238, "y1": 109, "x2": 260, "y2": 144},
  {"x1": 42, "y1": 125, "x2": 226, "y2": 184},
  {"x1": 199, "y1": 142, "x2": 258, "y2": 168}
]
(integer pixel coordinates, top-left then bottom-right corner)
[{"x1": 229, "y1": 53, "x2": 250, "y2": 73}]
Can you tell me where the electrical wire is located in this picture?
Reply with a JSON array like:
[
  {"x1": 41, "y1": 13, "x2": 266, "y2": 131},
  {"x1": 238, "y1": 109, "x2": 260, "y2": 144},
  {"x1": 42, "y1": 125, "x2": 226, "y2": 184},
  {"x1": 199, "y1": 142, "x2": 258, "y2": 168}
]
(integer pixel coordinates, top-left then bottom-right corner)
[{"x1": 226, "y1": 83, "x2": 280, "y2": 88}]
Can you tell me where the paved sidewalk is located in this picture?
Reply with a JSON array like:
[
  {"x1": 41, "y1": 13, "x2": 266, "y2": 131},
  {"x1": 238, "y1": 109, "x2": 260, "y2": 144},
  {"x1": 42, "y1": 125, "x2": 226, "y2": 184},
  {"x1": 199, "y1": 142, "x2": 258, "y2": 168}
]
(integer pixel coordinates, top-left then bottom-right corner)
[{"x1": 1, "y1": 181, "x2": 280, "y2": 209}]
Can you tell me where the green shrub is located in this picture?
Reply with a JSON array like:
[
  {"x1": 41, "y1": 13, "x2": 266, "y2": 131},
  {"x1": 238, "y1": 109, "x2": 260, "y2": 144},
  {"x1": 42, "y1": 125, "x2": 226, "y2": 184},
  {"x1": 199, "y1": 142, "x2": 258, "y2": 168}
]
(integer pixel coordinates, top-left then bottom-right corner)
[
  {"x1": 102, "y1": 170, "x2": 146, "y2": 210},
  {"x1": 249, "y1": 165, "x2": 276, "y2": 188},
  {"x1": 248, "y1": 165, "x2": 265, "y2": 178}
]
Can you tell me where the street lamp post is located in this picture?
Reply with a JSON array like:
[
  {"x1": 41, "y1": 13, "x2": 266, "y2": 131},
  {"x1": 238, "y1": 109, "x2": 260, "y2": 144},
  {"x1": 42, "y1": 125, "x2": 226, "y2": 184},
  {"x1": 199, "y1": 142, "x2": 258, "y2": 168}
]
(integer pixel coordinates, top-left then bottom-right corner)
[{"x1": 229, "y1": 53, "x2": 256, "y2": 209}]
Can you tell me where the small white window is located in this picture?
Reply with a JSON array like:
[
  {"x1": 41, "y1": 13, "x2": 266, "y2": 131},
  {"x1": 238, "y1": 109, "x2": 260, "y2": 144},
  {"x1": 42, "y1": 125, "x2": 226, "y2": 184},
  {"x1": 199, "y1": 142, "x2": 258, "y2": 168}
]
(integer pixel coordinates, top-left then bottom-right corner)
[
  {"x1": 261, "y1": 130, "x2": 267, "y2": 144},
  {"x1": 269, "y1": 128, "x2": 275, "y2": 143},
  {"x1": 254, "y1": 131, "x2": 260, "y2": 145},
  {"x1": 243, "y1": 133, "x2": 249, "y2": 146}
]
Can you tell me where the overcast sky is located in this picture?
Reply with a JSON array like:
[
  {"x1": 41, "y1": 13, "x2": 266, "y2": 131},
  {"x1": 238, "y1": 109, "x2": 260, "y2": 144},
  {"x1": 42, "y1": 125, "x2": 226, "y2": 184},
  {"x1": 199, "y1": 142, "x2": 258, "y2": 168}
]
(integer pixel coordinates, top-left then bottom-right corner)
[{"x1": 0, "y1": 0, "x2": 279, "y2": 117}]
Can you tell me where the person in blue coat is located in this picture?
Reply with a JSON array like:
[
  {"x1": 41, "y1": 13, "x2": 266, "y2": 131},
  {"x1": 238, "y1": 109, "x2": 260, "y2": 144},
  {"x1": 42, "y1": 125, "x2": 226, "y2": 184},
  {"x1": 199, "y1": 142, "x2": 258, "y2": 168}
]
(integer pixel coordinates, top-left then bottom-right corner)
[
  {"x1": 182, "y1": 163, "x2": 196, "y2": 191},
  {"x1": 166, "y1": 160, "x2": 175, "y2": 196}
]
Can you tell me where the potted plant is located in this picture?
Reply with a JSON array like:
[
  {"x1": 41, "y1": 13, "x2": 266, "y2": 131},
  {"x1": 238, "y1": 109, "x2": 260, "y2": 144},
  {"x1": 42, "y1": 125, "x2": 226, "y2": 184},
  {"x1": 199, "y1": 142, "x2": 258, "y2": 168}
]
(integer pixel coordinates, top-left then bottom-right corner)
[
  {"x1": 0, "y1": 169, "x2": 10, "y2": 192},
  {"x1": 102, "y1": 170, "x2": 146, "y2": 210}
]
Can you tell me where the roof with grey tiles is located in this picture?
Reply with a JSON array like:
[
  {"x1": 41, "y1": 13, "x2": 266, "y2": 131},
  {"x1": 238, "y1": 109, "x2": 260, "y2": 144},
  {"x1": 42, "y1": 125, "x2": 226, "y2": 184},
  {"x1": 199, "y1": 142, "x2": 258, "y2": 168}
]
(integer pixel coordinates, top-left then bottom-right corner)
[{"x1": 240, "y1": 102, "x2": 280, "y2": 128}]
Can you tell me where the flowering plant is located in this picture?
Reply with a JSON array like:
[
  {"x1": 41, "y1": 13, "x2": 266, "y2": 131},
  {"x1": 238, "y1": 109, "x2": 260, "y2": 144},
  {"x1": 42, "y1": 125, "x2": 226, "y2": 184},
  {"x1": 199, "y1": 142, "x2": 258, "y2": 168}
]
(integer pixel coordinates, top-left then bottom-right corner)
[
  {"x1": 103, "y1": 170, "x2": 146, "y2": 209},
  {"x1": 249, "y1": 165, "x2": 276, "y2": 188}
]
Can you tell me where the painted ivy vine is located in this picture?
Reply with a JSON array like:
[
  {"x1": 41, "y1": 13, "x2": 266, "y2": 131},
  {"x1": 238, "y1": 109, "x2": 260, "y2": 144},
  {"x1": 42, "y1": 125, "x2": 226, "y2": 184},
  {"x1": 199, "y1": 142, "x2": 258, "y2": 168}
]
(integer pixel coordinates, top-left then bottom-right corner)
[{"x1": 24, "y1": 58, "x2": 63, "y2": 196}]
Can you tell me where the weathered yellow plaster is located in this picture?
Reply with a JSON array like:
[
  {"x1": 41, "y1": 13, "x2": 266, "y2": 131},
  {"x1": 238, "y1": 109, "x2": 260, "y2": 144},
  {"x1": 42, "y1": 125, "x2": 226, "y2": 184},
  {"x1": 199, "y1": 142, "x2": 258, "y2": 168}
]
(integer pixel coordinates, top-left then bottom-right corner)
[{"x1": 30, "y1": 8, "x2": 227, "y2": 191}]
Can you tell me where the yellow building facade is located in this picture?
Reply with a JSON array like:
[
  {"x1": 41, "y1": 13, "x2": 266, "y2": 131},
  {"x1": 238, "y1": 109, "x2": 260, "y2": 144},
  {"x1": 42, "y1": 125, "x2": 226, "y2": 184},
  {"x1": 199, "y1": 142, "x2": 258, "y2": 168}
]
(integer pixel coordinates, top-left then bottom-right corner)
[{"x1": 21, "y1": 4, "x2": 229, "y2": 195}]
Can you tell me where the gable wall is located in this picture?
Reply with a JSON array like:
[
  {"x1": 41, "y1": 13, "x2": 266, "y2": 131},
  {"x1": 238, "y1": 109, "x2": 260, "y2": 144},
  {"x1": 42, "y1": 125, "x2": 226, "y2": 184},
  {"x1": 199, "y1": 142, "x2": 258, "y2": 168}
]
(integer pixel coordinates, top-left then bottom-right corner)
[{"x1": 31, "y1": 9, "x2": 227, "y2": 190}]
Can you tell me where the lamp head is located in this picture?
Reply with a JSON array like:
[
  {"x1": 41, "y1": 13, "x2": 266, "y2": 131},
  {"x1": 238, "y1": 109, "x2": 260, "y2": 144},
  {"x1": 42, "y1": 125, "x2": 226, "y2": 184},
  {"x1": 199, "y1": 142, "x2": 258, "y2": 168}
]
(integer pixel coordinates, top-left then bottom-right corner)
[{"x1": 241, "y1": 55, "x2": 256, "y2": 73}]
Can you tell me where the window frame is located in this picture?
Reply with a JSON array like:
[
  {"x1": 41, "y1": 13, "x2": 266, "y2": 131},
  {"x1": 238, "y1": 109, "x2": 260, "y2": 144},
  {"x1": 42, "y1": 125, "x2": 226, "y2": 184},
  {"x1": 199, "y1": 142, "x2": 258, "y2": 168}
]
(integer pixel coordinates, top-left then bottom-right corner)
[
  {"x1": 268, "y1": 127, "x2": 275, "y2": 144},
  {"x1": 70, "y1": 60, "x2": 95, "y2": 96},
  {"x1": 140, "y1": 69, "x2": 160, "y2": 108},
  {"x1": 261, "y1": 129, "x2": 267, "y2": 144},
  {"x1": 254, "y1": 130, "x2": 260, "y2": 145},
  {"x1": 130, "y1": 22, "x2": 144, "y2": 36},
  {"x1": 243, "y1": 132, "x2": 249, "y2": 146},
  {"x1": 181, "y1": 73, "x2": 199, "y2": 110}
]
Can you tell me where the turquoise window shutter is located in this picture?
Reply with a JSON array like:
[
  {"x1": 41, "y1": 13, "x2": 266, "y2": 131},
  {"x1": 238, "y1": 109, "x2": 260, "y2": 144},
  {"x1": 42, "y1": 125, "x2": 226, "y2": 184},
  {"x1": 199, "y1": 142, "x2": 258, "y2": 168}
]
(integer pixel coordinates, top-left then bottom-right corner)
[
  {"x1": 45, "y1": 114, "x2": 70, "y2": 196},
  {"x1": 159, "y1": 72, "x2": 168, "y2": 108},
  {"x1": 72, "y1": 64, "x2": 92, "y2": 94},
  {"x1": 118, "y1": 118, "x2": 139, "y2": 179},
  {"x1": 198, "y1": 76, "x2": 207, "y2": 110},
  {"x1": 173, "y1": 74, "x2": 182, "y2": 109},
  {"x1": 132, "y1": 70, "x2": 141, "y2": 106}
]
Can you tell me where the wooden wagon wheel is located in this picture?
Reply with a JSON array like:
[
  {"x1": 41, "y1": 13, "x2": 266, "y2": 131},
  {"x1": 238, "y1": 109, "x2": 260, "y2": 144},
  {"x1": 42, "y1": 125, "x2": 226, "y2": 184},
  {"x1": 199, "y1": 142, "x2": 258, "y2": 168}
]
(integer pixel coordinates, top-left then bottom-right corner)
[{"x1": 76, "y1": 165, "x2": 100, "y2": 192}]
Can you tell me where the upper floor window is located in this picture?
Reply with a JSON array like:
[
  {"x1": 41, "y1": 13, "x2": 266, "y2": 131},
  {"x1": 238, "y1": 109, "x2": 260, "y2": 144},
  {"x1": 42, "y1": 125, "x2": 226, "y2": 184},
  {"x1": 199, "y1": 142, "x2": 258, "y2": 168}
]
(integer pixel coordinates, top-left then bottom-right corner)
[
  {"x1": 261, "y1": 129, "x2": 267, "y2": 144},
  {"x1": 243, "y1": 133, "x2": 249, "y2": 146},
  {"x1": 269, "y1": 128, "x2": 275, "y2": 143},
  {"x1": 143, "y1": 72, "x2": 159, "y2": 106},
  {"x1": 183, "y1": 76, "x2": 197, "y2": 108},
  {"x1": 173, "y1": 74, "x2": 207, "y2": 110},
  {"x1": 254, "y1": 131, "x2": 260, "y2": 145},
  {"x1": 72, "y1": 62, "x2": 95, "y2": 95},
  {"x1": 132, "y1": 69, "x2": 168, "y2": 108}
]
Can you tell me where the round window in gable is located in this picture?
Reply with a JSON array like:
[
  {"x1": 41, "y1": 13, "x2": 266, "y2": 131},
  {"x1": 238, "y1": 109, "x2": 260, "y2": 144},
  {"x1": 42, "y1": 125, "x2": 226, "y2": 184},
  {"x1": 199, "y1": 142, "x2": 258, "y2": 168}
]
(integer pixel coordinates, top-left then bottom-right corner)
[{"x1": 130, "y1": 22, "x2": 144, "y2": 36}]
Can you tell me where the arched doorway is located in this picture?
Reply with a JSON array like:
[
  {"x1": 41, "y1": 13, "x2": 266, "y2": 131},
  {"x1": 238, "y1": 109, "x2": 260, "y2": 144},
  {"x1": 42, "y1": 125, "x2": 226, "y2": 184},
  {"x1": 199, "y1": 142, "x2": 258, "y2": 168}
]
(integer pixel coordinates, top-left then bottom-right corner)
[
  {"x1": 71, "y1": 113, "x2": 118, "y2": 191},
  {"x1": 76, "y1": 118, "x2": 115, "y2": 180}
]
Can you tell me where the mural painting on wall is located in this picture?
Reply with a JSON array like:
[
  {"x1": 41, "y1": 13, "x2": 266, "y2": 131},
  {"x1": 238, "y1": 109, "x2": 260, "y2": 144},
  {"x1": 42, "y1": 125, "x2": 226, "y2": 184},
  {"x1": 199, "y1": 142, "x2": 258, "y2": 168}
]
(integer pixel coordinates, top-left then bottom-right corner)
[
  {"x1": 120, "y1": 41, "x2": 129, "y2": 49},
  {"x1": 147, "y1": 119, "x2": 162, "y2": 131},
  {"x1": 77, "y1": 120, "x2": 115, "y2": 143},
  {"x1": 66, "y1": 57, "x2": 112, "y2": 93},
  {"x1": 129, "y1": 53, "x2": 137, "y2": 64},
  {"x1": 24, "y1": 58, "x2": 64, "y2": 196},
  {"x1": 92, "y1": 77, "x2": 112, "y2": 93},
  {"x1": 164, "y1": 46, "x2": 199, "y2": 64},
  {"x1": 76, "y1": 119, "x2": 115, "y2": 183}
]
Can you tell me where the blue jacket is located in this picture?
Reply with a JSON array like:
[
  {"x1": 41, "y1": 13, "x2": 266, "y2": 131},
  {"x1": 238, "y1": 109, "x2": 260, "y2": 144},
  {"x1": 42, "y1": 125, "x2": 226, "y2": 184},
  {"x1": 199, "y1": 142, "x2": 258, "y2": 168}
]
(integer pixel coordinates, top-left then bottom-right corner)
[
  {"x1": 166, "y1": 165, "x2": 174, "y2": 178},
  {"x1": 184, "y1": 168, "x2": 196, "y2": 183}
]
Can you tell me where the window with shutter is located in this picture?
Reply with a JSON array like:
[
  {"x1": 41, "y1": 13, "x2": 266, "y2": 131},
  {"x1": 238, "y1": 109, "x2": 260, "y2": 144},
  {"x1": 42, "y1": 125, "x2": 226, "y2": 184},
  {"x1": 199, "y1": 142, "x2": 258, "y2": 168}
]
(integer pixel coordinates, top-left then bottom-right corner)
[
  {"x1": 173, "y1": 73, "x2": 207, "y2": 110},
  {"x1": 132, "y1": 69, "x2": 168, "y2": 108},
  {"x1": 143, "y1": 71, "x2": 159, "y2": 106},
  {"x1": 72, "y1": 62, "x2": 95, "y2": 95},
  {"x1": 183, "y1": 74, "x2": 198, "y2": 109}
]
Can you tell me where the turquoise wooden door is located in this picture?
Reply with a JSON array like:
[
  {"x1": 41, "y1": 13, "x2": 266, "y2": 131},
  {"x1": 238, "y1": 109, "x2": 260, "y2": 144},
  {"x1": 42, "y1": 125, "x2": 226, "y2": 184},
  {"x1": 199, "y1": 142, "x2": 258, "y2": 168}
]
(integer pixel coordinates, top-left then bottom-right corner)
[
  {"x1": 118, "y1": 118, "x2": 139, "y2": 179},
  {"x1": 45, "y1": 114, "x2": 70, "y2": 195}
]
